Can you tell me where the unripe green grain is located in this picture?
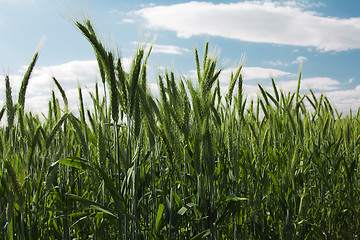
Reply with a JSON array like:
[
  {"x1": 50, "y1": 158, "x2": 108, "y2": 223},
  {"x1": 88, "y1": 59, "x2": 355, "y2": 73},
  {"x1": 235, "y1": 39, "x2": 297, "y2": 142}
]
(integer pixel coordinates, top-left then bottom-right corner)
[{"x1": 4, "y1": 159, "x2": 24, "y2": 207}]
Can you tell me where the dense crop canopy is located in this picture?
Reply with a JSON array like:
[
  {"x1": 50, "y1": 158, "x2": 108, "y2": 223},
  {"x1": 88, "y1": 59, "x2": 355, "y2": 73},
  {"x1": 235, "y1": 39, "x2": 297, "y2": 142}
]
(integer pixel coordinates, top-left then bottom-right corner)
[{"x1": 0, "y1": 19, "x2": 359, "y2": 239}]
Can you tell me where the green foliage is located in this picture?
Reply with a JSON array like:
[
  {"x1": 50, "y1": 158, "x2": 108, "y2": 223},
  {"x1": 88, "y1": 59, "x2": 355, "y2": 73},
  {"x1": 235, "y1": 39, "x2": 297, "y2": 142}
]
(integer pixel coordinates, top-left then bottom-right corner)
[{"x1": 0, "y1": 19, "x2": 359, "y2": 240}]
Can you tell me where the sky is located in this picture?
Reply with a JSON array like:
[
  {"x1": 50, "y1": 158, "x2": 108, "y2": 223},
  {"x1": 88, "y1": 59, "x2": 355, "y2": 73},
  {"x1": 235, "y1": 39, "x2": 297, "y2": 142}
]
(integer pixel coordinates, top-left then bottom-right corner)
[{"x1": 1, "y1": 0, "x2": 360, "y2": 115}]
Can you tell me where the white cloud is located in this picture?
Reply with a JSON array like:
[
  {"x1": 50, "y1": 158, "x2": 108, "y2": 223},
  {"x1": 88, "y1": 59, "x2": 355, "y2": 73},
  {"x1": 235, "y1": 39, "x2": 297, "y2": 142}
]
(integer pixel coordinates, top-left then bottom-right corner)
[
  {"x1": 109, "y1": 9, "x2": 123, "y2": 14},
  {"x1": 117, "y1": 18, "x2": 135, "y2": 24},
  {"x1": 185, "y1": 66, "x2": 291, "y2": 87},
  {"x1": 265, "y1": 60, "x2": 289, "y2": 66},
  {"x1": 0, "y1": 59, "x2": 356, "y2": 116},
  {"x1": 24, "y1": 95, "x2": 52, "y2": 114},
  {"x1": 283, "y1": 0, "x2": 325, "y2": 9},
  {"x1": 325, "y1": 86, "x2": 360, "y2": 113},
  {"x1": 152, "y1": 44, "x2": 190, "y2": 55},
  {"x1": 24, "y1": 60, "x2": 101, "y2": 97},
  {"x1": 227, "y1": 76, "x2": 357, "y2": 114},
  {"x1": 348, "y1": 78, "x2": 355, "y2": 84},
  {"x1": 133, "y1": 42, "x2": 190, "y2": 55},
  {"x1": 219, "y1": 79, "x2": 359, "y2": 114},
  {"x1": 277, "y1": 77, "x2": 340, "y2": 91},
  {"x1": 133, "y1": 1, "x2": 360, "y2": 52},
  {"x1": 140, "y1": 3, "x2": 156, "y2": 8},
  {"x1": 186, "y1": 66, "x2": 291, "y2": 85},
  {"x1": 23, "y1": 86, "x2": 106, "y2": 115},
  {"x1": 241, "y1": 67, "x2": 291, "y2": 80},
  {"x1": 292, "y1": 56, "x2": 308, "y2": 64},
  {"x1": 0, "y1": 58, "x2": 132, "y2": 113},
  {"x1": 265, "y1": 56, "x2": 307, "y2": 66},
  {"x1": 148, "y1": 83, "x2": 160, "y2": 98}
]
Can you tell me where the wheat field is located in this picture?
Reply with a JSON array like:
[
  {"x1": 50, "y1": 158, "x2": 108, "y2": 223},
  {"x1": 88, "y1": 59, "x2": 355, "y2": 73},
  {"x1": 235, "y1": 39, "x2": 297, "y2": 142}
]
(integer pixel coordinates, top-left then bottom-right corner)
[{"x1": 0, "y1": 19, "x2": 359, "y2": 239}]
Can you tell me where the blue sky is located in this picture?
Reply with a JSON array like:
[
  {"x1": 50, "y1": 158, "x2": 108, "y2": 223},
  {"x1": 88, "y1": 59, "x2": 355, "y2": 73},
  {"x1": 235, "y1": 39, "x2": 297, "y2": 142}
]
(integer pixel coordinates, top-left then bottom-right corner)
[{"x1": 1, "y1": 0, "x2": 360, "y2": 114}]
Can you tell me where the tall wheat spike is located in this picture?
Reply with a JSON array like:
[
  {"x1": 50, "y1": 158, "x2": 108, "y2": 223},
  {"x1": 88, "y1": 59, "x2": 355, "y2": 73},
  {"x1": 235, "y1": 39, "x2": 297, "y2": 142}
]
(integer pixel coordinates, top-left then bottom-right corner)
[
  {"x1": 75, "y1": 20, "x2": 108, "y2": 72},
  {"x1": 107, "y1": 52, "x2": 119, "y2": 123},
  {"x1": 18, "y1": 52, "x2": 39, "y2": 109},
  {"x1": 53, "y1": 77, "x2": 68, "y2": 111},
  {"x1": 97, "y1": 124, "x2": 106, "y2": 166},
  {"x1": 226, "y1": 65, "x2": 242, "y2": 105},
  {"x1": 77, "y1": 85, "x2": 89, "y2": 154},
  {"x1": 4, "y1": 159, "x2": 25, "y2": 207},
  {"x1": 26, "y1": 125, "x2": 43, "y2": 168},
  {"x1": 51, "y1": 90, "x2": 59, "y2": 121},
  {"x1": 128, "y1": 49, "x2": 144, "y2": 117},
  {"x1": 116, "y1": 58, "x2": 128, "y2": 113},
  {"x1": 5, "y1": 75, "x2": 14, "y2": 131},
  {"x1": 18, "y1": 51, "x2": 38, "y2": 140},
  {"x1": 75, "y1": 19, "x2": 110, "y2": 118}
]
